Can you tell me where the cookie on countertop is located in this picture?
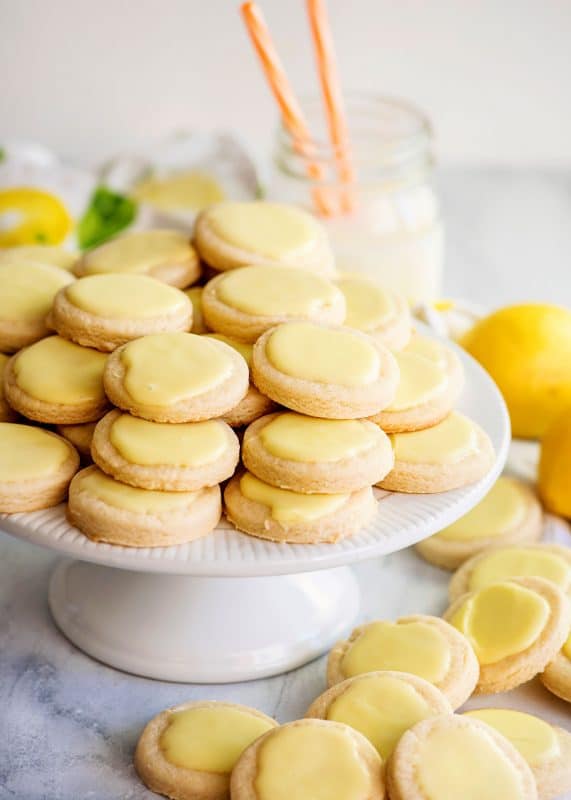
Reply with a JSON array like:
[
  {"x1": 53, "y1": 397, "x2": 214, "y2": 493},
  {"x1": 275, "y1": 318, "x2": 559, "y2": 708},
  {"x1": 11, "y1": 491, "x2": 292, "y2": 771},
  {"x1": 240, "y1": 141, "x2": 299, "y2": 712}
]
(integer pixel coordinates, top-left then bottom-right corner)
[
  {"x1": 251, "y1": 321, "x2": 399, "y2": 419},
  {"x1": 74, "y1": 229, "x2": 200, "y2": 288},
  {"x1": 67, "y1": 465, "x2": 221, "y2": 548},
  {"x1": 135, "y1": 700, "x2": 277, "y2": 800},
  {"x1": 0, "y1": 422, "x2": 79, "y2": 512},
  {"x1": 92, "y1": 410, "x2": 239, "y2": 491},
  {"x1": 327, "y1": 614, "x2": 479, "y2": 709},
  {"x1": 540, "y1": 629, "x2": 571, "y2": 703},
  {"x1": 415, "y1": 475, "x2": 543, "y2": 570},
  {"x1": 194, "y1": 201, "x2": 335, "y2": 275},
  {"x1": 444, "y1": 576, "x2": 571, "y2": 694},
  {"x1": 50, "y1": 273, "x2": 192, "y2": 351},
  {"x1": 242, "y1": 411, "x2": 394, "y2": 493},
  {"x1": 56, "y1": 421, "x2": 97, "y2": 459},
  {"x1": 103, "y1": 332, "x2": 249, "y2": 423},
  {"x1": 4, "y1": 336, "x2": 109, "y2": 424},
  {"x1": 377, "y1": 411, "x2": 495, "y2": 493},
  {"x1": 230, "y1": 718, "x2": 385, "y2": 800},
  {"x1": 224, "y1": 470, "x2": 378, "y2": 544}
]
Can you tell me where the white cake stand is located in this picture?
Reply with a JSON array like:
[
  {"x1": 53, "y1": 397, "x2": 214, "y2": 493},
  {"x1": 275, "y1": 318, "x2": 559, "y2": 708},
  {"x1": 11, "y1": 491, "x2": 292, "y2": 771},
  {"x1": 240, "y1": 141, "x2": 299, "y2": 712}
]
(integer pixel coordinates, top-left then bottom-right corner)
[{"x1": 0, "y1": 338, "x2": 510, "y2": 683}]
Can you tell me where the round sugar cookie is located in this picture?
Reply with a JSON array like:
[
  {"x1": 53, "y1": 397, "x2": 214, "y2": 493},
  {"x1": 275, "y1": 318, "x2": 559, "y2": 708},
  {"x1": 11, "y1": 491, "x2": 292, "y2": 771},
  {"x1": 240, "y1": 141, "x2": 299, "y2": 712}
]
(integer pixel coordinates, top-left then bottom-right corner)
[
  {"x1": 242, "y1": 411, "x2": 394, "y2": 493},
  {"x1": 67, "y1": 465, "x2": 221, "y2": 547},
  {"x1": 0, "y1": 353, "x2": 17, "y2": 421},
  {"x1": 305, "y1": 670, "x2": 452, "y2": 760},
  {"x1": 370, "y1": 338, "x2": 464, "y2": 433},
  {"x1": 386, "y1": 715, "x2": 537, "y2": 800},
  {"x1": 224, "y1": 470, "x2": 377, "y2": 544},
  {"x1": 415, "y1": 476, "x2": 543, "y2": 570},
  {"x1": 327, "y1": 614, "x2": 479, "y2": 709},
  {"x1": 449, "y1": 543, "x2": 571, "y2": 602},
  {"x1": 193, "y1": 201, "x2": 335, "y2": 275},
  {"x1": 0, "y1": 244, "x2": 77, "y2": 271},
  {"x1": 103, "y1": 332, "x2": 249, "y2": 423},
  {"x1": 0, "y1": 422, "x2": 79, "y2": 512},
  {"x1": 540, "y1": 629, "x2": 571, "y2": 703},
  {"x1": 251, "y1": 321, "x2": 399, "y2": 419},
  {"x1": 0, "y1": 258, "x2": 74, "y2": 352},
  {"x1": 186, "y1": 287, "x2": 209, "y2": 333},
  {"x1": 377, "y1": 411, "x2": 495, "y2": 493},
  {"x1": 202, "y1": 265, "x2": 346, "y2": 343},
  {"x1": 56, "y1": 421, "x2": 97, "y2": 459},
  {"x1": 50, "y1": 273, "x2": 192, "y2": 351},
  {"x1": 92, "y1": 410, "x2": 239, "y2": 491},
  {"x1": 135, "y1": 700, "x2": 277, "y2": 800},
  {"x1": 336, "y1": 274, "x2": 412, "y2": 350},
  {"x1": 464, "y1": 708, "x2": 571, "y2": 800},
  {"x1": 74, "y1": 229, "x2": 200, "y2": 288},
  {"x1": 4, "y1": 336, "x2": 109, "y2": 424},
  {"x1": 230, "y1": 718, "x2": 385, "y2": 800},
  {"x1": 444, "y1": 576, "x2": 571, "y2": 694}
]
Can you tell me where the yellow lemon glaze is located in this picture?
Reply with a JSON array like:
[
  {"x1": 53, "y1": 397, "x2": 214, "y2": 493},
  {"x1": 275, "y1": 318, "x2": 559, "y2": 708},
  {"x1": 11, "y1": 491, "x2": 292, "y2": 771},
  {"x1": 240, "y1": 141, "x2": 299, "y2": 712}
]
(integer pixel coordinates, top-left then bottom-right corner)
[
  {"x1": 255, "y1": 724, "x2": 371, "y2": 800},
  {"x1": 0, "y1": 423, "x2": 71, "y2": 480},
  {"x1": 450, "y1": 581, "x2": 550, "y2": 665},
  {"x1": 437, "y1": 477, "x2": 527, "y2": 542},
  {"x1": 66, "y1": 274, "x2": 188, "y2": 319},
  {"x1": 336, "y1": 276, "x2": 397, "y2": 331},
  {"x1": 83, "y1": 230, "x2": 192, "y2": 274},
  {"x1": 14, "y1": 337, "x2": 107, "y2": 404},
  {"x1": 216, "y1": 265, "x2": 340, "y2": 316},
  {"x1": 205, "y1": 333, "x2": 253, "y2": 366},
  {"x1": 186, "y1": 287, "x2": 206, "y2": 333},
  {"x1": 0, "y1": 187, "x2": 72, "y2": 246},
  {"x1": 266, "y1": 322, "x2": 380, "y2": 386},
  {"x1": 391, "y1": 412, "x2": 479, "y2": 464},
  {"x1": 260, "y1": 413, "x2": 378, "y2": 463},
  {"x1": 133, "y1": 171, "x2": 225, "y2": 211},
  {"x1": 468, "y1": 548, "x2": 571, "y2": 593},
  {"x1": 109, "y1": 415, "x2": 228, "y2": 467},
  {"x1": 0, "y1": 260, "x2": 73, "y2": 322},
  {"x1": 239, "y1": 472, "x2": 347, "y2": 523},
  {"x1": 417, "y1": 725, "x2": 524, "y2": 800},
  {"x1": 327, "y1": 674, "x2": 434, "y2": 759},
  {"x1": 75, "y1": 468, "x2": 197, "y2": 512},
  {"x1": 159, "y1": 706, "x2": 274, "y2": 772},
  {"x1": 207, "y1": 202, "x2": 320, "y2": 259},
  {"x1": 0, "y1": 245, "x2": 77, "y2": 271},
  {"x1": 341, "y1": 621, "x2": 450, "y2": 683},
  {"x1": 404, "y1": 335, "x2": 449, "y2": 369},
  {"x1": 121, "y1": 333, "x2": 234, "y2": 405},
  {"x1": 464, "y1": 709, "x2": 559, "y2": 764},
  {"x1": 386, "y1": 352, "x2": 447, "y2": 411},
  {"x1": 561, "y1": 630, "x2": 571, "y2": 661}
]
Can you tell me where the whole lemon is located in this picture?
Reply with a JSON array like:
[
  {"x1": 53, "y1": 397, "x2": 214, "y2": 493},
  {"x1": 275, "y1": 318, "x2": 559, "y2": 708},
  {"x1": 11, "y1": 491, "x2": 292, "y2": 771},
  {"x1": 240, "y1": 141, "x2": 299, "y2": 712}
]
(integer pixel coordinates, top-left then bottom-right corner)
[
  {"x1": 538, "y1": 410, "x2": 571, "y2": 517},
  {"x1": 462, "y1": 304, "x2": 571, "y2": 439}
]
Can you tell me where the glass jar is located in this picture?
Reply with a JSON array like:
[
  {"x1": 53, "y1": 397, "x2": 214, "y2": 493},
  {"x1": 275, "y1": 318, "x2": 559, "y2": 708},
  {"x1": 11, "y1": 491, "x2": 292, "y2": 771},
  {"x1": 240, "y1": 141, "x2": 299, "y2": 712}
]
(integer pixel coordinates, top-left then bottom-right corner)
[{"x1": 268, "y1": 93, "x2": 443, "y2": 305}]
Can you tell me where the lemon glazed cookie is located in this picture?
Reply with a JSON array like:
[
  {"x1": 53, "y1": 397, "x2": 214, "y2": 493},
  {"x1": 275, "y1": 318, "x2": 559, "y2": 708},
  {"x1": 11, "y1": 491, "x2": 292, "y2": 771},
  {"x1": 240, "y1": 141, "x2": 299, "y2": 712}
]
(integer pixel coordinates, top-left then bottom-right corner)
[
  {"x1": 242, "y1": 411, "x2": 394, "y2": 493},
  {"x1": 448, "y1": 543, "x2": 571, "y2": 602},
  {"x1": 56, "y1": 421, "x2": 97, "y2": 459},
  {"x1": 336, "y1": 274, "x2": 412, "y2": 350},
  {"x1": 4, "y1": 336, "x2": 109, "y2": 424},
  {"x1": 0, "y1": 353, "x2": 17, "y2": 421},
  {"x1": 327, "y1": 614, "x2": 478, "y2": 709},
  {"x1": 103, "y1": 332, "x2": 249, "y2": 423},
  {"x1": 230, "y1": 718, "x2": 385, "y2": 800},
  {"x1": 464, "y1": 708, "x2": 571, "y2": 800},
  {"x1": 50, "y1": 273, "x2": 192, "y2": 351},
  {"x1": 193, "y1": 201, "x2": 334, "y2": 275},
  {"x1": 0, "y1": 423, "x2": 79, "y2": 512},
  {"x1": 540, "y1": 629, "x2": 571, "y2": 703},
  {"x1": 252, "y1": 321, "x2": 399, "y2": 419},
  {"x1": 74, "y1": 229, "x2": 200, "y2": 288},
  {"x1": 377, "y1": 411, "x2": 495, "y2": 493},
  {"x1": 224, "y1": 471, "x2": 377, "y2": 544},
  {"x1": 92, "y1": 410, "x2": 239, "y2": 491},
  {"x1": 444, "y1": 576, "x2": 571, "y2": 694},
  {"x1": 415, "y1": 475, "x2": 543, "y2": 570},
  {"x1": 305, "y1": 670, "x2": 452, "y2": 760},
  {"x1": 0, "y1": 258, "x2": 74, "y2": 352},
  {"x1": 201, "y1": 265, "x2": 345, "y2": 343},
  {"x1": 67, "y1": 465, "x2": 221, "y2": 547},
  {"x1": 386, "y1": 715, "x2": 537, "y2": 800},
  {"x1": 135, "y1": 700, "x2": 277, "y2": 800}
]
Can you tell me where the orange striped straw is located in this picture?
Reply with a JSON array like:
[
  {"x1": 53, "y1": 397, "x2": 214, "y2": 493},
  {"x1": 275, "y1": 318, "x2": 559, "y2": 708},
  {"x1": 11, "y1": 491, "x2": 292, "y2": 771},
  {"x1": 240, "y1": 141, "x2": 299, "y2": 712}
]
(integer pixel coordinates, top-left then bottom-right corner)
[
  {"x1": 240, "y1": 1, "x2": 336, "y2": 216},
  {"x1": 306, "y1": 0, "x2": 355, "y2": 213}
]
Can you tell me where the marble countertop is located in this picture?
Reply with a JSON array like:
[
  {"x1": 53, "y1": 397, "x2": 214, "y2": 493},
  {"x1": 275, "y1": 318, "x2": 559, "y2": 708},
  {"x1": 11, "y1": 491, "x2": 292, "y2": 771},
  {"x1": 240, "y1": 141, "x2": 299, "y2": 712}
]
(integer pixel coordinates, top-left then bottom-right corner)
[{"x1": 2, "y1": 166, "x2": 571, "y2": 799}]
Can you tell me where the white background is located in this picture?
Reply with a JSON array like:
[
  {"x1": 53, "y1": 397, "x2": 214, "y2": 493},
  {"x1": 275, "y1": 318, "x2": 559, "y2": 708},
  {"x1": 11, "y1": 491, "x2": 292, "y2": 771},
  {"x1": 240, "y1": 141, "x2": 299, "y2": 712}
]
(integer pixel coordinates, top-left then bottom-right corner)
[{"x1": 2, "y1": 0, "x2": 571, "y2": 167}]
